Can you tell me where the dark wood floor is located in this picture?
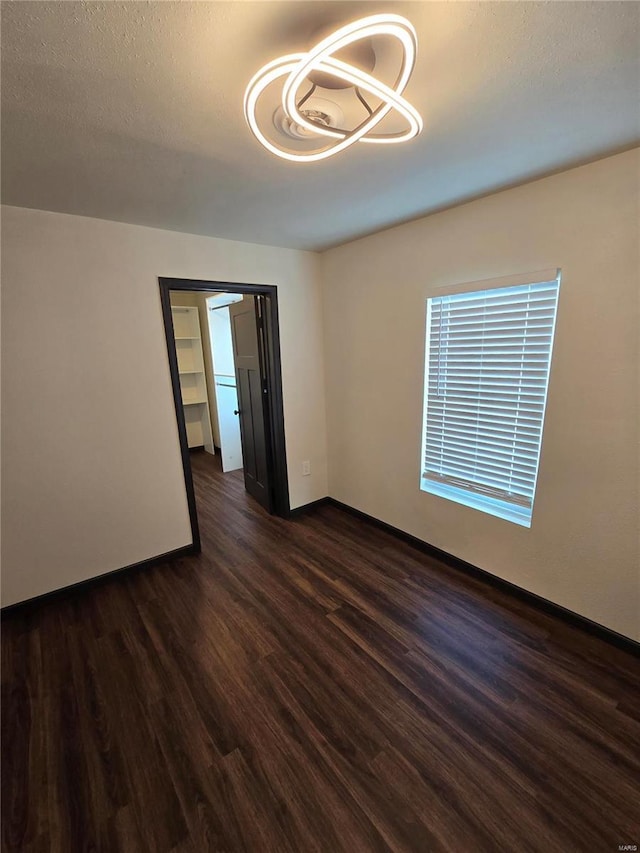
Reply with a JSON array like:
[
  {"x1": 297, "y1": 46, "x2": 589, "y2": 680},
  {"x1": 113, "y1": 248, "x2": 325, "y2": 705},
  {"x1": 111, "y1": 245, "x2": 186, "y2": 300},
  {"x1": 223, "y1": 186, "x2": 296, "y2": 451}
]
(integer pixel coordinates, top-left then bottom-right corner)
[{"x1": 2, "y1": 451, "x2": 639, "y2": 852}]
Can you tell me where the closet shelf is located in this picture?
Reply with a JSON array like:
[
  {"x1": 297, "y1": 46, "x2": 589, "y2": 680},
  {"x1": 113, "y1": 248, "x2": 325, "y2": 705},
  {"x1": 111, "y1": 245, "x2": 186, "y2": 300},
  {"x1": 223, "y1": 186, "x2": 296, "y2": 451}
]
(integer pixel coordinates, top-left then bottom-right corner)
[{"x1": 172, "y1": 304, "x2": 213, "y2": 451}]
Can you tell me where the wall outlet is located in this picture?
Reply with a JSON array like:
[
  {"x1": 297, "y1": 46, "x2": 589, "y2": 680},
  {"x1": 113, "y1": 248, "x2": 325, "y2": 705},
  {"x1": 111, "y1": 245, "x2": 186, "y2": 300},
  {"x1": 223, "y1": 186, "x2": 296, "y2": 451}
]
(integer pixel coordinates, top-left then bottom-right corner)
[{"x1": 302, "y1": 460, "x2": 311, "y2": 476}]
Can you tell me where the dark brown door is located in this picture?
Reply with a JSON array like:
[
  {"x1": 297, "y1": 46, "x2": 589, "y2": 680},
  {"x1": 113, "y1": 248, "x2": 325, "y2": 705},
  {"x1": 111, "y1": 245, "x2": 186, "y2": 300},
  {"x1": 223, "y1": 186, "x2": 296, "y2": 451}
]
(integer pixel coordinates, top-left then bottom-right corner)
[{"x1": 229, "y1": 295, "x2": 272, "y2": 512}]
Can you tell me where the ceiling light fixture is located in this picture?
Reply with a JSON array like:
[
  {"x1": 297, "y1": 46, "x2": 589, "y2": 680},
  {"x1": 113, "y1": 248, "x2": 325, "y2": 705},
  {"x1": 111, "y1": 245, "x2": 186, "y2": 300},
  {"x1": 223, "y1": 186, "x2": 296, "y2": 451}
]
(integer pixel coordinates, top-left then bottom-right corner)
[{"x1": 244, "y1": 14, "x2": 423, "y2": 163}]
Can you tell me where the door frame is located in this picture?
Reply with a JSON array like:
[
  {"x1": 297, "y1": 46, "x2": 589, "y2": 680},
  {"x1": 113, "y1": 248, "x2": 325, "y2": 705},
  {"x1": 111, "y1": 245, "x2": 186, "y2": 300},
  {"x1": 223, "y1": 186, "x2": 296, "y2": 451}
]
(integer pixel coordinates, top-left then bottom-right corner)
[{"x1": 159, "y1": 277, "x2": 291, "y2": 552}]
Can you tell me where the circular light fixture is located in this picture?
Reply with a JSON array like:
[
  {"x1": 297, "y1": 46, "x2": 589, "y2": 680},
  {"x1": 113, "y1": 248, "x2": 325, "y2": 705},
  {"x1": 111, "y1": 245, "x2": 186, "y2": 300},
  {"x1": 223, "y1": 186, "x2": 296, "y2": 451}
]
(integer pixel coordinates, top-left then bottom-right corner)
[{"x1": 244, "y1": 14, "x2": 423, "y2": 163}]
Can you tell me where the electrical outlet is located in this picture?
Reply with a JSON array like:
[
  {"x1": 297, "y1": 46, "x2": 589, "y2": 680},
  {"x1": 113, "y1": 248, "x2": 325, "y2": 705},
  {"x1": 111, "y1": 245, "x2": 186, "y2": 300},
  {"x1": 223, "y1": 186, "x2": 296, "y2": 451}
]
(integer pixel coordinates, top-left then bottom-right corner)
[{"x1": 302, "y1": 460, "x2": 311, "y2": 476}]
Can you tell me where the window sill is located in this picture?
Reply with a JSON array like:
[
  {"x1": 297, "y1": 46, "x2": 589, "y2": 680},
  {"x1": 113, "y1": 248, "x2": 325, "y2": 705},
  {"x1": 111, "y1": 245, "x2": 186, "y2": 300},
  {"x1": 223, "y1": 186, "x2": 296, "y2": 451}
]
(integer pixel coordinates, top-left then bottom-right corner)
[{"x1": 420, "y1": 477, "x2": 532, "y2": 528}]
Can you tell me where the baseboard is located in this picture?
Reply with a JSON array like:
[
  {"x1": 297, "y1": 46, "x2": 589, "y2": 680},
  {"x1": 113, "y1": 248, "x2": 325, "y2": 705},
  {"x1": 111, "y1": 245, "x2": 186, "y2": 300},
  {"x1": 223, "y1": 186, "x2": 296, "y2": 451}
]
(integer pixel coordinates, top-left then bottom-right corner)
[
  {"x1": 288, "y1": 496, "x2": 331, "y2": 519},
  {"x1": 325, "y1": 498, "x2": 640, "y2": 657},
  {"x1": 1, "y1": 544, "x2": 197, "y2": 618},
  {"x1": 5, "y1": 500, "x2": 637, "y2": 656}
]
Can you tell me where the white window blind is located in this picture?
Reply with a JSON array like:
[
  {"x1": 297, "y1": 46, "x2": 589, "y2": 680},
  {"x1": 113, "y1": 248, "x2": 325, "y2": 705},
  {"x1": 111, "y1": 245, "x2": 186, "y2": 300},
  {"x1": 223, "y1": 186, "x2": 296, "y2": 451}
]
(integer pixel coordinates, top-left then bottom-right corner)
[{"x1": 421, "y1": 273, "x2": 560, "y2": 527}]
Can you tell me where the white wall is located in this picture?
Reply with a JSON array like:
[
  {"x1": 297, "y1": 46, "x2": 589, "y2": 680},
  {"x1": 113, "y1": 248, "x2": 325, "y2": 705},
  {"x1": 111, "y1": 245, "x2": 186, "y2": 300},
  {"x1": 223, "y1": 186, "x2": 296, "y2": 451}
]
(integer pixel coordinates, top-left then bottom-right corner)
[
  {"x1": 207, "y1": 305, "x2": 236, "y2": 377},
  {"x1": 321, "y1": 149, "x2": 640, "y2": 641},
  {"x1": 1, "y1": 206, "x2": 328, "y2": 606}
]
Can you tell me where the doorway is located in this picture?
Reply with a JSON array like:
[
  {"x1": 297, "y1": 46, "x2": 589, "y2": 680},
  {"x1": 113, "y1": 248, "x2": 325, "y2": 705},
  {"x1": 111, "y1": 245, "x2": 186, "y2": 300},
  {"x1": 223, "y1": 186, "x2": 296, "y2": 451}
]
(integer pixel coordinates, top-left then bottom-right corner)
[{"x1": 159, "y1": 278, "x2": 290, "y2": 553}]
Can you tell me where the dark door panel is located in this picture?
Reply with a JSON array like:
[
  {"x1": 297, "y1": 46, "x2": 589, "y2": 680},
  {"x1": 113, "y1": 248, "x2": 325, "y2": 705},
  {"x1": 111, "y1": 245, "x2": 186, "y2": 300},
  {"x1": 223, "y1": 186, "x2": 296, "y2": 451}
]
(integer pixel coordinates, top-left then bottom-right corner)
[{"x1": 230, "y1": 296, "x2": 272, "y2": 511}]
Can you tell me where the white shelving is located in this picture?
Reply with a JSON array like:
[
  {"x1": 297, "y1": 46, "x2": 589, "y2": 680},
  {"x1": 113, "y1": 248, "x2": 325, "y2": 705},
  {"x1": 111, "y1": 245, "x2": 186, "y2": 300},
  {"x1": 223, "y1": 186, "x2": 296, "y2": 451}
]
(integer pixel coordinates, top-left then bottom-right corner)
[{"x1": 171, "y1": 306, "x2": 214, "y2": 451}]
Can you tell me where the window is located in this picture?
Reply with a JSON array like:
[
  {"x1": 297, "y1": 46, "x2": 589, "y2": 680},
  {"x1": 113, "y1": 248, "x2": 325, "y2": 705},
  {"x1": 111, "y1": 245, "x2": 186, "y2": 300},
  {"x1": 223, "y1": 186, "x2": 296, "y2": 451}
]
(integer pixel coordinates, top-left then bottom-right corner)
[{"x1": 420, "y1": 270, "x2": 560, "y2": 527}]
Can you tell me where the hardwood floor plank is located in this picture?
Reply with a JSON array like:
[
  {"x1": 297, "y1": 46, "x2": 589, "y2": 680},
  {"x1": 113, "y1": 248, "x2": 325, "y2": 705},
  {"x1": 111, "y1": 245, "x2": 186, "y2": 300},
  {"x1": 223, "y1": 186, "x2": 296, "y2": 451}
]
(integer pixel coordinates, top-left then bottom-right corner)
[{"x1": 2, "y1": 450, "x2": 639, "y2": 852}]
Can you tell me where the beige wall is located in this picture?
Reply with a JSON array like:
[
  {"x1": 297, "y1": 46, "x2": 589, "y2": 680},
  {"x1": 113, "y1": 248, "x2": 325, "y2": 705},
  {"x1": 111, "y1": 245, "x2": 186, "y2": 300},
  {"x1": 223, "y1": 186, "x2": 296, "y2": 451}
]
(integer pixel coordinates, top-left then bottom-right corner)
[
  {"x1": 1, "y1": 206, "x2": 328, "y2": 606},
  {"x1": 321, "y1": 149, "x2": 639, "y2": 641},
  {"x1": 3, "y1": 151, "x2": 638, "y2": 640}
]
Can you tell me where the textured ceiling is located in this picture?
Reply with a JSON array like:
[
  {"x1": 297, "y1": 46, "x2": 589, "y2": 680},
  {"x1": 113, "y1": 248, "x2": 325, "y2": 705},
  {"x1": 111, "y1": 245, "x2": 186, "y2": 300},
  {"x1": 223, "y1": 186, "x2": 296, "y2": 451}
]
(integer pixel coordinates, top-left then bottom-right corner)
[{"x1": 2, "y1": 1, "x2": 639, "y2": 251}]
